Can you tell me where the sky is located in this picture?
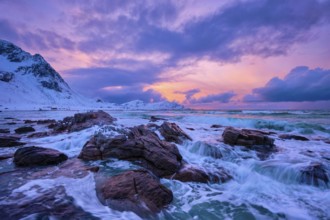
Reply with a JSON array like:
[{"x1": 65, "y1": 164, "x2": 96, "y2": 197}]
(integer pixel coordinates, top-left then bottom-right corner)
[{"x1": 1, "y1": 0, "x2": 330, "y2": 109}]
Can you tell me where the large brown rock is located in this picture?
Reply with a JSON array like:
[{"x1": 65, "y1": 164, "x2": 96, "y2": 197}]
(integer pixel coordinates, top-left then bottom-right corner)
[
  {"x1": 159, "y1": 122, "x2": 192, "y2": 144},
  {"x1": 14, "y1": 146, "x2": 68, "y2": 166},
  {"x1": 222, "y1": 127, "x2": 276, "y2": 159},
  {"x1": 49, "y1": 110, "x2": 116, "y2": 133},
  {"x1": 97, "y1": 170, "x2": 173, "y2": 217},
  {"x1": 79, "y1": 125, "x2": 183, "y2": 177},
  {"x1": 222, "y1": 127, "x2": 275, "y2": 147},
  {"x1": 0, "y1": 135, "x2": 26, "y2": 147}
]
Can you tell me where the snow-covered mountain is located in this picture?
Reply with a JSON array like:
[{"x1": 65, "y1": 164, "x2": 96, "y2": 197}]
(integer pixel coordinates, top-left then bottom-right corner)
[
  {"x1": 120, "y1": 100, "x2": 184, "y2": 110},
  {"x1": 0, "y1": 40, "x2": 90, "y2": 109},
  {"x1": 0, "y1": 40, "x2": 185, "y2": 111}
]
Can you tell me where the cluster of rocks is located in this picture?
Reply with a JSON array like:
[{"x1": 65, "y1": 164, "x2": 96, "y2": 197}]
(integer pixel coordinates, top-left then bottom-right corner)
[
  {"x1": 0, "y1": 71, "x2": 14, "y2": 82},
  {"x1": 1, "y1": 110, "x2": 329, "y2": 218}
]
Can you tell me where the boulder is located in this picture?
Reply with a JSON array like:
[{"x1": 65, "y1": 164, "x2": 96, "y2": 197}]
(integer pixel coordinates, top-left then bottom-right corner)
[
  {"x1": 14, "y1": 146, "x2": 68, "y2": 166},
  {"x1": 14, "y1": 126, "x2": 35, "y2": 134},
  {"x1": 150, "y1": 116, "x2": 167, "y2": 122},
  {"x1": 159, "y1": 122, "x2": 192, "y2": 144},
  {"x1": 79, "y1": 125, "x2": 182, "y2": 177},
  {"x1": 222, "y1": 127, "x2": 276, "y2": 159},
  {"x1": 97, "y1": 170, "x2": 173, "y2": 216},
  {"x1": 300, "y1": 162, "x2": 329, "y2": 186},
  {"x1": 211, "y1": 124, "x2": 222, "y2": 128},
  {"x1": 0, "y1": 128, "x2": 10, "y2": 133},
  {"x1": 0, "y1": 135, "x2": 26, "y2": 147},
  {"x1": 50, "y1": 110, "x2": 116, "y2": 132},
  {"x1": 279, "y1": 134, "x2": 309, "y2": 141},
  {"x1": 169, "y1": 163, "x2": 232, "y2": 183},
  {"x1": 27, "y1": 131, "x2": 49, "y2": 138},
  {"x1": 222, "y1": 127, "x2": 274, "y2": 147},
  {"x1": 37, "y1": 119, "x2": 56, "y2": 124}
]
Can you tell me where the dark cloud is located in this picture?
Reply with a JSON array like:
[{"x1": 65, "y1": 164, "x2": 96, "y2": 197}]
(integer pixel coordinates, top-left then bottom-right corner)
[
  {"x1": 74, "y1": 0, "x2": 330, "y2": 62},
  {"x1": 0, "y1": 19, "x2": 75, "y2": 51},
  {"x1": 244, "y1": 66, "x2": 330, "y2": 102},
  {"x1": 190, "y1": 91, "x2": 236, "y2": 104},
  {"x1": 175, "y1": 88, "x2": 201, "y2": 100}
]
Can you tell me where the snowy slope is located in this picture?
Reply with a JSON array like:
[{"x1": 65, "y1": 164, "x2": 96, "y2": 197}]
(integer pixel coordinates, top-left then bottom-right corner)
[{"x1": 0, "y1": 40, "x2": 92, "y2": 110}]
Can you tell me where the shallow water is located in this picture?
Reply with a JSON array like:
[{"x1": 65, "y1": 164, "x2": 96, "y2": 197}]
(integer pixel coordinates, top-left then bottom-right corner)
[{"x1": 0, "y1": 109, "x2": 329, "y2": 219}]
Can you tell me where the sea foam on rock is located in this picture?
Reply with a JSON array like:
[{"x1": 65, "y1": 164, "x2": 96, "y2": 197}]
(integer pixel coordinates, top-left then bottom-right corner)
[
  {"x1": 49, "y1": 110, "x2": 116, "y2": 133},
  {"x1": 79, "y1": 125, "x2": 182, "y2": 177}
]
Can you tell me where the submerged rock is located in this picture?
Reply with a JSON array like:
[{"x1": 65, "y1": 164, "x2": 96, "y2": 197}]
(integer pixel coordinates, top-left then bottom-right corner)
[
  {"x1": 79, "y1": 125, "x2": 182, "y2": 177},
  {"x1": 14, "y1": 146, "x2": 68, "y2": 166},
  {"x1": 159, "y1": 122, "x2": 192, "y2": 144},
  {"x1": 0, "y1": 135, "x2": 26, "y2": 147},
  {"x1": 300, "y1": 162, "x2": 329, "y2": 186},
  {"x1": 50, "y1": 110, "x2": 116, "y2": 133},
  {"x1": 169, "y1": 163, "x2": 232, "y2": 183},
  {"x1": 97, "y1": 170, "x2": 173, "y2": 217},
  {"x1": 0, "y1": 185, "x2": 98, "y2": 220},
  {"x1": 0, "y1": 128, "x2": 10, "y2": 133},
  {"x1": 279, "y1": 134, "x2": 309, "y2": 141},
  {"x1": 14, "y1": 126, "x2": 35, "y2": 134}
]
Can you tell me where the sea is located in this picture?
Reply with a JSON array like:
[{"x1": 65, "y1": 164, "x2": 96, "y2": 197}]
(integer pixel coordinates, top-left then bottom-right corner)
[{"x1": 0, "y1": 109, "x2": 329, "y2": 219}]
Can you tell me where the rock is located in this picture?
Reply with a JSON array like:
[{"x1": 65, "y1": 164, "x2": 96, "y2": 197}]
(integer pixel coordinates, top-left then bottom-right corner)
[
  {"x1": 50, "y1": 110, "x2": 116, "y2": 132},
  {"x1": 27, "y1": 131, "x2": 49, "y2": 138},
  {"x1": 150, "y1": 116, "x2": 167, "y2": 122},
  {"x1": 186, "y1": 127, "x2": 195, "y2": 131},
  {"x1": 222, "y1": 127, "x2": 275, "y2": 147},
  {"x1": 0, "y1": 186, "x2": 98, "y2": 220},
  {"x1": 222, "y1": 127, "x2": 276, "y2": 159},
  {"x1": 14, "y1": 146, "x2": 68, "y2": 166},
  {"x1": 97, "y1": 170, "x2": 173, "y2": 216},
  {"x1": 0, "y1": 153, "x2": 13, "y2": 160},
  {"x1": 0, "y1": 128, "x2": 10, "y2": 133},
  {"x1": 37, "y1": 119, "x2": 56, "y2": 124},
  {"x1": 159, "y1": 122, "x2": 192, "y2": 144},
  {"x1": 0, "y1": 135, "x2": 26, "y2": 147},
  {"x1": 14, "y1": 126, "x2": 35, "y2": 134},
  {"x1": 79, "y1": 125, "x2": 183, "y2": 177},
  {"x1": 279, "y1": 134, "x2": 309, "y2": 141},
  {"x1": 169, "y1": 164, "x2": 232, "y2": 183},
  {"x1": 24, "y1": 119, "x2": 37, "y2": 124},
  {"x1": 300, "y1": 162, "x2": 329, "y2": 186},
  {"x1": 211, "y1": 124, "x2": 222, "y2": 128}
]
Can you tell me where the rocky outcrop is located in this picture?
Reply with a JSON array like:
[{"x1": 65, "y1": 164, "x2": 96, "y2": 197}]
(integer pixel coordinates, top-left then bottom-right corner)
[
  {"x1": 300, "y1": 162, "x2": 329, "y2": 186},
  {"x1": 0, "y1": 71, "x2": 14, "y2": 82},
  {"x1": 150, "y1": 116, "x2": 167, "y2": 122},
  {"x1": 14, "y1": 146, "x2": 68, "y2": 166},
  {"x1": 279, "y1": 134, "x2": 309, "y2": 141},
  {"x1": 79, "y1": 125, "x2": 182, "y2": 177},
  {"x1": 97, "y1": 170, "x2": 173, "y2": 217},
  {"x1": 49, "y1": 110, "x2": 116, "y2": 133},
  {"x1": 14, "y1": 126, "x2": 35, "y2": 134},
  {"x1": 0, "y1": 135, "x2": 26, "y2": 147},
  {"x1": 159, "y1": 122, "x2": 192, "y2": 144}
]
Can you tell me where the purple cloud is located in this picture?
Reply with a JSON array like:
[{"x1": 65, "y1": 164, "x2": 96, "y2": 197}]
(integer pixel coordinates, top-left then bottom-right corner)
[
  {"x1": 175, "y1": 89, "x2": 201, "y2": 100},
  {"x1": 244, "y1": 66, "x2": 330, "y2": 102},
  {"x1": 190, "y1": 91, "x2": 236, "y2": 104}
]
